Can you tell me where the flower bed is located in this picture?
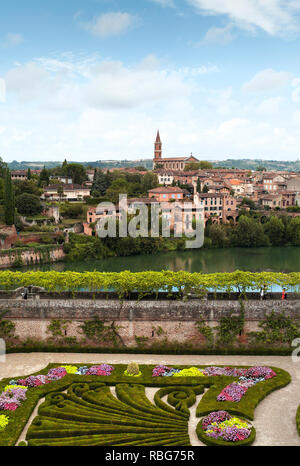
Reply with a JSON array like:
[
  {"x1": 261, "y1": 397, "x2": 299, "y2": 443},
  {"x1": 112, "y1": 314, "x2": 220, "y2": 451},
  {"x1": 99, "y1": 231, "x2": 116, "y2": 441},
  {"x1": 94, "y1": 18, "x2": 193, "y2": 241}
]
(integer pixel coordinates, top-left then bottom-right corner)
[
  {"x1": 152, "y1": 365, "x2": 277, "y2": 403},
  {"x1": 198, "y1": 411, "x2": 255, "y2": 445},
  {"x1": 0, "y1": 364, "x2": 115, "y2": 422},
  {"x1": 217, "y1": 366, "x2": 277, "y2": 403}
]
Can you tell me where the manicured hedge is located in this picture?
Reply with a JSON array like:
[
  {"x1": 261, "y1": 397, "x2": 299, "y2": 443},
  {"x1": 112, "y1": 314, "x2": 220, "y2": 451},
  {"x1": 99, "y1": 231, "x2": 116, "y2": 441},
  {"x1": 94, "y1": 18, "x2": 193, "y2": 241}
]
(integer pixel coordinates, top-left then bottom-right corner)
[{"x1": 0, "y1": 363, "x2": 291, "y2": 447}]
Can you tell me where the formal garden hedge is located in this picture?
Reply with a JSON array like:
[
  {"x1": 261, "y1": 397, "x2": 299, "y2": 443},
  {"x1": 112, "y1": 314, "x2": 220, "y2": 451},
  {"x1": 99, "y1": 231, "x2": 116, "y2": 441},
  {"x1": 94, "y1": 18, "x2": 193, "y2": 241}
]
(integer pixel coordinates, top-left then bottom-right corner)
[{"x1": 0, "y1": 363, "x2": 291, "y2": 447}]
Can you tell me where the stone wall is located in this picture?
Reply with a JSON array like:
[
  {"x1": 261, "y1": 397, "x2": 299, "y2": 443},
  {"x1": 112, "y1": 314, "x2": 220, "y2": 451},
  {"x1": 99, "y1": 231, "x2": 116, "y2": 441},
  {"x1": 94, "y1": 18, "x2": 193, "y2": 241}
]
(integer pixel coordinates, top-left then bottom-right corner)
[
  {"x1": 0, "y1": 246, "x2": 65, "y2": 269},
  {"x1": 0, "y1": 297, "x2": 298, "y2": 347}
]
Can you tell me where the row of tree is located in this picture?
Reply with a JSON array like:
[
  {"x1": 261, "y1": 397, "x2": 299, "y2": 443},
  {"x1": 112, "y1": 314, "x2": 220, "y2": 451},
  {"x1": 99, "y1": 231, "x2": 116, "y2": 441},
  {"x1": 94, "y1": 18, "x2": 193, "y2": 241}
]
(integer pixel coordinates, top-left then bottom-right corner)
[{"x1": 205, "y1": 214, "x2": 300, "y2": 248}]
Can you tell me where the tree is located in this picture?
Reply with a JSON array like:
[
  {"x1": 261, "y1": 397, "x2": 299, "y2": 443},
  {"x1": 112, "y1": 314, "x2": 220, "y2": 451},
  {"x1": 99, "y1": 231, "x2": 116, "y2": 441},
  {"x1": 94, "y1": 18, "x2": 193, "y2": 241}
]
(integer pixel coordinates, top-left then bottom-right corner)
[
  {"x1": 287, "y1": 217, "x2": 300, "y2": 246},
  {"x1": 141, "y1": 172, "x2": 158, "y2": 194},
  {"x1": 207, "y1": 223, "x2": 228, "y2": 248},
  {"x1": 231, "y1": 215, "x2": 269, "y2": 247},
  {"x1": 263, "y1": 216, "x2": 285, "y2": 246},
  {"x1": 62, "y1": 163, "x2": 86, "y2": 185},
  {"x1": 39, "y1": 167, "x2": 50, "y2": 186},
  {"x1": 202, "y1": 184, "x2": 209, "y2": 193},
  {"x1": 16, "y1": 193, "x2": 42, "y2": 216},
  {"x1": 196, "y1": 178, "x2": 201, "y2": 193},
  {"x1": 57, "y1": 185, "x2": 64, "y2": 202},
  {"x1": 91, "y1": 170, "x2": 109, "y2": 197},
  {"x1": 61, "y1": 204, "x2": 83, "y2": 218},
  {"x1": 3, "y1": 169, "x2": 15, "y2": 225},
  {"x1": 240, "y1": 197, "x2": 256, "y2": 210},
  {"x1": 13, "y1": 180, "x2": 42, "y2": 197},
  {"x1": 106, "y1": 178, "x2": 130, "y2": 203},
  {"x1": 185, "y1": 161, "x2": 213, "y2": 171},
  {"x1": 27, "y1": 168, "x2": 32, "y2": 180}
]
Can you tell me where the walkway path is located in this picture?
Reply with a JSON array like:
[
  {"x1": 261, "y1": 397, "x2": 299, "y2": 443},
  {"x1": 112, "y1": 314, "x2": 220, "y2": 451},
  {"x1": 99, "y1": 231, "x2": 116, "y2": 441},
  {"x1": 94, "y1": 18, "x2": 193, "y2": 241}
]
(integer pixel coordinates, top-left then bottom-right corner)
[{"x1": 0, "y1": 353, "x2": 299, "y2": 446}]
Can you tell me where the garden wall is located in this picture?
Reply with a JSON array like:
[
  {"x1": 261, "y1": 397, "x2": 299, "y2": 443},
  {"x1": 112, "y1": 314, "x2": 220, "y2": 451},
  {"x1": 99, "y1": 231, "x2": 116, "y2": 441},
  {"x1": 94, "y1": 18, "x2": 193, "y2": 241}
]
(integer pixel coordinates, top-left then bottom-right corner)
[
  {"x1": 0, "y1": 246, "x2": 65, "y2": 269},
  {"x1": 0, "y1": 297, "x2": 299, "y2": 347}
]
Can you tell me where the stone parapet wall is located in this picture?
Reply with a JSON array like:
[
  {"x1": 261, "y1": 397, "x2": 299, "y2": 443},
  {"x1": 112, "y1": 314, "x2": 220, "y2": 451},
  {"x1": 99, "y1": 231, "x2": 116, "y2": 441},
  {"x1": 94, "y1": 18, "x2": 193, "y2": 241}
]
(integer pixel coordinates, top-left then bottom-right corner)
[
  {"x1": 0, "y1": 298, "x2": 299, "y2": 347},
  {"x1": 0, "y1": 297, "x2": 299, "y2": 321},
  {"x1": 0, "y1": 246, "x2": 65, "y2": 268}
]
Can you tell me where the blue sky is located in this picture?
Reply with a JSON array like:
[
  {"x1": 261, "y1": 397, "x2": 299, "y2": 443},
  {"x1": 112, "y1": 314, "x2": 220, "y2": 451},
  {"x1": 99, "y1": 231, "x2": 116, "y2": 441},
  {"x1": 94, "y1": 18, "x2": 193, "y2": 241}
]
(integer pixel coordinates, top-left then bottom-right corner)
[{"x1": 2, "y1": 0, "x2": 300, "y2": 161}]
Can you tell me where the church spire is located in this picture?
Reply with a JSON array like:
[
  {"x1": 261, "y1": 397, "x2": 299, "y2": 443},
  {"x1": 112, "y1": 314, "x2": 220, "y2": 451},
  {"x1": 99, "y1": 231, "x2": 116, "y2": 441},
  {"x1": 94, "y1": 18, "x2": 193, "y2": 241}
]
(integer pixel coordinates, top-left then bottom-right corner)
[
  {"x1": 154, "y1": 130, "x2": 162, "y2": 160},
  {"x1": 155, "y1": 130, "x2": 161, "y2": 143}
]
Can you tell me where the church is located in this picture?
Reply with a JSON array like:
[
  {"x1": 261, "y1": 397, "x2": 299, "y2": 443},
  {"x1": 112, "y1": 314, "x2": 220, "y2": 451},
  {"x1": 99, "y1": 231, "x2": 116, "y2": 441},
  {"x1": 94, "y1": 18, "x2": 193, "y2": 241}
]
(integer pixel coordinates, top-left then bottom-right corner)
[{"x1": 153, "y1": 130, "x2": 199, "y2": 171}]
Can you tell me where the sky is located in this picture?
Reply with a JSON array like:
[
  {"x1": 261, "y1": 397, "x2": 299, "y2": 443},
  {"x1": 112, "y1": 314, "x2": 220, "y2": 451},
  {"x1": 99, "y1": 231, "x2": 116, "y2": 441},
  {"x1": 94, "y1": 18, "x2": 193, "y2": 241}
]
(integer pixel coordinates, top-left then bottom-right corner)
[{"x1": 2, "y1": 1, "x2": 300, "y2": 162}]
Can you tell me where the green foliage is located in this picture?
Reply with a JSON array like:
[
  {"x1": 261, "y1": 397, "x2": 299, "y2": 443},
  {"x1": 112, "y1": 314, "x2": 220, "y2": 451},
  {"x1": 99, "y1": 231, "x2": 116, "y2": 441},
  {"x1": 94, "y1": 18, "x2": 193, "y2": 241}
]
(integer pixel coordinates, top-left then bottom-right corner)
[
  {"x1": 61, "y1": 203, "x2": 83, "y2": 219},
  {"x1": 16, "y1": 193, "x2": 42, "y2": 216},
  {"x1": 250, "y1": 311, "x2": 300, "y2": 345},
  {"x1": 1, "y1": 270, "x2": 300, "y2": 298},
  {"x1": 231, "y1": 215, "x2": 269, "y2": 247},
  {"x1": 185, "y1": 161, "x2": 213, "y2": 171},
  {"x1": 38, "y1": 167, "x2": 50, "y2": 187},
  {"x1": 47, "y1": 320, "x2": 71, "y2": 338},
  {"x1": 206, "y1": 223, "x2": 228, "y2": 248},
  {"x1": 80, "y1": 318, "x2": 123, "y2": 346},
  {"x1": 126, "y1": 362, "x2": 140, "y2": 375},
  {"x1": 4, "y1": 169, "x2": 15, "y2": 225},
  {"x1": 263, "y1": 217, "x2": 285, "y2": 246},
  {"x1": 91, "y1": 169, "x2": 109, "y2": 197},
  {"x1": 216, "y1": 308, "x2": 245, "y2": 346},
  {"x1": 13, "y1": 180, "x2": 41, "y2": 198},
  {"x1": 287, "y1": 217, "x2": 300, "y2": 246},
  {"x1": 195, "y1": 319, "x2": 214, "y2": 347},
  {"x1": 0, "y1": 311, "x2": 15, "y2": 338}
]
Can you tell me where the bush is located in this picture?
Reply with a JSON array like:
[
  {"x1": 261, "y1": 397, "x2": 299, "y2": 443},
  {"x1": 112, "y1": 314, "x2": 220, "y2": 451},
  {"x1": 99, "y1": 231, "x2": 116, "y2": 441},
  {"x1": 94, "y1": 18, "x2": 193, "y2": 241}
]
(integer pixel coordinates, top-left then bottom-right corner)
[
  {"x1": 126, "y1": 362, "x2": 140, "y2": 375},
  {"x1": 16, "y1": 194, "x2": 42, "y2": 216}
]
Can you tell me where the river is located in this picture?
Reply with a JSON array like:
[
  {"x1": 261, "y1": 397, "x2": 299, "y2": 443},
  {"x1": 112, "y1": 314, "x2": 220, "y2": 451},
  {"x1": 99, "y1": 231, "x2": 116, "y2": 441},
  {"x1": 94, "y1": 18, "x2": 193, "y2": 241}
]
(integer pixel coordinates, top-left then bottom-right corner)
[{"x1": 21, "y1": 246, "x2": 300, "y2": 273}]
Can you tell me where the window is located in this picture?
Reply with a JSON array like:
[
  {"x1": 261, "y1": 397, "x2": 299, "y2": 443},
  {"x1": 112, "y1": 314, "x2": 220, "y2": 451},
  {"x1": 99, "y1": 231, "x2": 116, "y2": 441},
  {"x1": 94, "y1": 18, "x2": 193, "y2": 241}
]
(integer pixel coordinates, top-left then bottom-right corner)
[
  {"x1": 177, "y1": 194, "x2": 180, "y2": 198},
  {"x1": 163, "y1": 194, "x2": 166, "y2": 198}
]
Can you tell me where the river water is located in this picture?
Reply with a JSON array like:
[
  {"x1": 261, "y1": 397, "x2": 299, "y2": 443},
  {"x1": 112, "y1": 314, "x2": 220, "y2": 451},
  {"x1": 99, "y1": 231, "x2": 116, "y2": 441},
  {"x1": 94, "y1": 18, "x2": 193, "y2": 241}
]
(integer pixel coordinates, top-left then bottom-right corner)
[{"x1": 21, "y1": 246, "x2": 300, "y2": 273}]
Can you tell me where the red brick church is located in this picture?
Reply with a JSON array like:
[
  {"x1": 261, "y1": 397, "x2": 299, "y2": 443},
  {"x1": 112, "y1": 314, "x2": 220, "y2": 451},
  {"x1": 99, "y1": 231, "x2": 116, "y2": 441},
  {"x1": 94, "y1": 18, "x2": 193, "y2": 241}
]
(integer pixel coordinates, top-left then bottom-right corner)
[{"x1": 153, "y1": 130, "x2": 199, "y2": 171}]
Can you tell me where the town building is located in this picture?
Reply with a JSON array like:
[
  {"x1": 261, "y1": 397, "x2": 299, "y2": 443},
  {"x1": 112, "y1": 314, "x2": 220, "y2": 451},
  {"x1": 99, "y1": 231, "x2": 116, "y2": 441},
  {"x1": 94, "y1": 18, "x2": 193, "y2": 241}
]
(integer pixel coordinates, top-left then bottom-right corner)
[
  {"x1": 41, "y1": 184, "x2": 91, "y2": 202},
  {"x1": 148, "y1": 186, "x2": 186, "y2": 202},
  {"x1": 153, "y1": 131, "x2": 199, "y2": 171}
]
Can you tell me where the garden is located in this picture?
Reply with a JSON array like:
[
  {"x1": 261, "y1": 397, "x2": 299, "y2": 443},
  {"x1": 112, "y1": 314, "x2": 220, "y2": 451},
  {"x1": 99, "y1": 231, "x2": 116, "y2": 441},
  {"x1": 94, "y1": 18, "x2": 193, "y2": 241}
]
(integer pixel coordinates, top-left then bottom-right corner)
[{"x1": 0, "y1": 362, "x2": 291, "y2": 446}]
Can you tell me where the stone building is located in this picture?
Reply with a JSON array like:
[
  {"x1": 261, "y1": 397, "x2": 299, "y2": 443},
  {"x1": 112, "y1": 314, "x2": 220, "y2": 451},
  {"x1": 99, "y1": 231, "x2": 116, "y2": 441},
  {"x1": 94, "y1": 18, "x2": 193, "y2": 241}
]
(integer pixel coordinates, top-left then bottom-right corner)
[{"x1": 153, "y1": 131, "x2": 199, "y2": 171}]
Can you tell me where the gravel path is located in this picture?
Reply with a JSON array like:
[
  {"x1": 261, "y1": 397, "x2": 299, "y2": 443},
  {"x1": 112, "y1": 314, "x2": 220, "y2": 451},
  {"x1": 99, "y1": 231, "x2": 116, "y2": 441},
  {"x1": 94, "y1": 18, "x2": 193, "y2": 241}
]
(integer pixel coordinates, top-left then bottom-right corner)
[{"x1": 1, "y1": 353, "x2": 299, "y2": 446}]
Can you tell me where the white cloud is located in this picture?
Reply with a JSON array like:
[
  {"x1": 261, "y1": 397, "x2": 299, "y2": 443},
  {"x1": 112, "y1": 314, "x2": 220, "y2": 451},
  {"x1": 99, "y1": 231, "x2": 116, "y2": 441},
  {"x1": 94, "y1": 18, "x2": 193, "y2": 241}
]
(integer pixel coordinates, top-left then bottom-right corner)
[
  {"x1": 201, "y1": 24, "x2": 234, "y2": 44},
  {"x1": 3, "y1": 33, "x2": 24, "y2": 47},
  {"x1": 258, "y1": 96, "x2": 283, "y2": 114},
  {"x1": 187, "y1": 0, "x2": 300, "y2": 35},
  {"x1": 83, "y1": 12, "x2": 137, "y2": 38},
  {"x1": 2, "y1": 52, "x2": 300, "y2": 161},
  {"x1": 4, "y1": 55, "x2": 217, "y2": 112},
  {"x1": 292, "y1": 77, "x2": 300, "y2": 102},
  {"x1": 5, "y1": 62, "x2": 51, "y2": 101},
  {"x1": 243, "y1": 69, "x2": 291, "y2": 93}
]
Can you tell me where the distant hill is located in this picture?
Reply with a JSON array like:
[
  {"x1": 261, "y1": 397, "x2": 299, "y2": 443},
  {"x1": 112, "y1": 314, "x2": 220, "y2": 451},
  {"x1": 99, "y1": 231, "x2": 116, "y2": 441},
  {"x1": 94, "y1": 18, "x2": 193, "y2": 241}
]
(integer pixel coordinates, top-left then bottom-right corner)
[
  {"x1": 7, "y1": 159, "x2": 154, "y2": 171},
  {"x1": 212, "y1": 159, "x2": 300, "y2": 172},
  {"x1": 6, "y1": 158, "x2": 300, "y2": 172}
]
